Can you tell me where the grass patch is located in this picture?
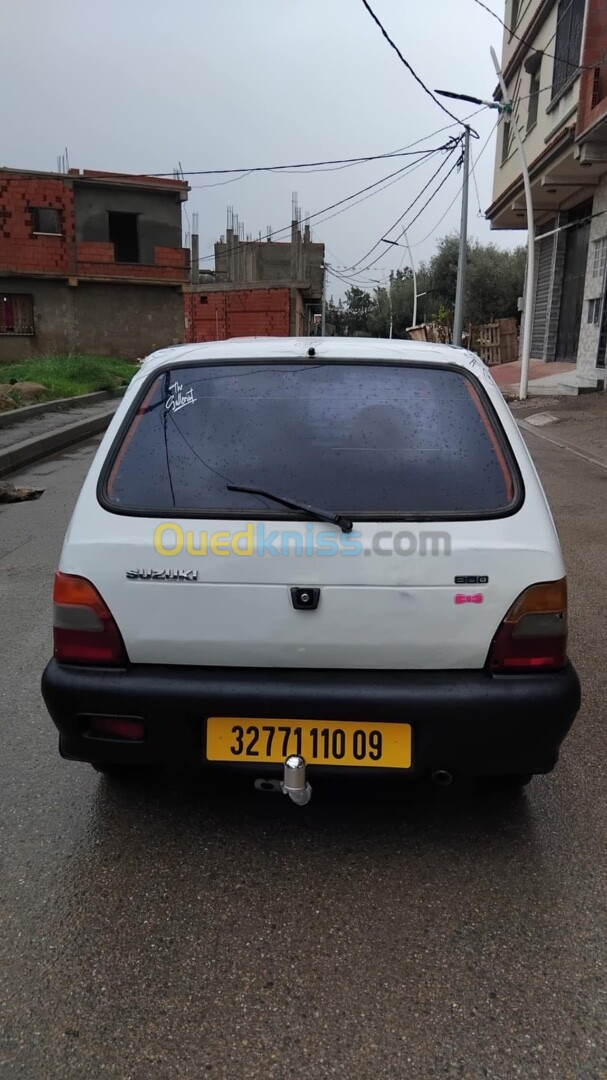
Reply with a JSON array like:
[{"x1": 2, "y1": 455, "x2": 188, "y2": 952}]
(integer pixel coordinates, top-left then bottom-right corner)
[{"x1": 0, "y1": 355, "x2": 138, "y2": 399}]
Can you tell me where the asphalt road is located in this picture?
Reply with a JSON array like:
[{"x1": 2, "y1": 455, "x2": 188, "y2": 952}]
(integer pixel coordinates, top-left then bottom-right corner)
[{"x1": 1, "y1": 433, "x2": 605, "y2": 1080}]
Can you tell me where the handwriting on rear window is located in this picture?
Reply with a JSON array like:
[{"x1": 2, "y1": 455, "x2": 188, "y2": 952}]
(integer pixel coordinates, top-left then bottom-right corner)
[{"x1": 166, "y1": 381, "x2": 196, "y2": 413}]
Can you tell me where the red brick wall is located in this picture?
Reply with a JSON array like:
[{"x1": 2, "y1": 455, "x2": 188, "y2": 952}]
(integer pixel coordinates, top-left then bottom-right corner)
[
  {"x1": 577, "y1": 0, "x2": 607, "y2": 138},
  {"x1": 185, "y1": 288, "x2": 291, "y2": 342},
  {"x1": 0, "y1": 171, "x2": 189, "y2": 283},
  {"x1": 76, "y1": 241, "x2": 188, "y2": 281},
  {"x1": 0, "y1": 174, "x2": 73, "y2": 276}
]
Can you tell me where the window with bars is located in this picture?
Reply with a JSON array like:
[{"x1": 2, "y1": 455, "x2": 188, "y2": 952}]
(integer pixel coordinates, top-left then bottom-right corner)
[
  {"x1": 552, "y1": 0, "x2": 585, "y2": 99},
  {"x1": 0, "y1": 294, "x2": 35, "y2": 335},
  {"x1": 588, "y1": 298, "x2": 602, "y2": 326},
  {"x1": 592, "y1": 237, "x2": 607, "y2": 280}
]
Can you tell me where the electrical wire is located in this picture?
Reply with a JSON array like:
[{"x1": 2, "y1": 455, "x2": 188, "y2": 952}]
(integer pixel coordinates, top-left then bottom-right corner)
[
  {"x1": 471, "y1": 0, "x2": 606, "y2": 71},
  {"x1": 344, "y1": 139, "x2": 462, "y2": 271},
  {"x1": 408, "y1": 120, "x2": 499, "y2": 248},
  {"x1": 359, "y1": 0, "x2": 474, "y2": 130},
  {"x1": 354, "y1": 154, "x2": 465, "y2": 276},
  {"x1": 150, "y1": 146, "x2": 451, "y2": 179},
  {"x1": 308, "y1": 151, "x2": 437, "y2": 233},
  {"x1": 193, "y1": 145, "x2": 450, "y2": 264}
]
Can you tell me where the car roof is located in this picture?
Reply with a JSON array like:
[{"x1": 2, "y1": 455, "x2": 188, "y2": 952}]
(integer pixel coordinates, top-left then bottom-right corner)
[{"x1": 140, "y1": 337, "x2": 482, "y2": 374}]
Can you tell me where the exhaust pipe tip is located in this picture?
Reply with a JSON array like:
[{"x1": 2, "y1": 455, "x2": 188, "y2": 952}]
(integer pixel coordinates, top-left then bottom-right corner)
[{"x1": 431, "y1": 769, "x2": 454, "y2": 788}]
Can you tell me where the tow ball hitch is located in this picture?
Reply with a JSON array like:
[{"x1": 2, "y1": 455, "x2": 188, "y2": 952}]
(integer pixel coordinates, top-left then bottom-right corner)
[{"x1": 281, "y1": 755, "x2": 312, "y2": 807}]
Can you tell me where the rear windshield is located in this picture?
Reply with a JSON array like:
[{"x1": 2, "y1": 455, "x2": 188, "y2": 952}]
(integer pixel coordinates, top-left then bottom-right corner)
[{"x1": 103, "y1": 362, "x2": 518, "y2": 518}]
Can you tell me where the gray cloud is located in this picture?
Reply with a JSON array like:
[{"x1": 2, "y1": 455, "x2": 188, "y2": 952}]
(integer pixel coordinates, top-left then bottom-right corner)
[{"x1": 2, "y1": 0, "x2": 522, "y2": 293}]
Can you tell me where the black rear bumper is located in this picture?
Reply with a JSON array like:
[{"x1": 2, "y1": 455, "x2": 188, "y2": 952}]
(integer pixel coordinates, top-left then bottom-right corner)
[{"x1": 41, "y1": 659, "x2": 581, "y2": 778}]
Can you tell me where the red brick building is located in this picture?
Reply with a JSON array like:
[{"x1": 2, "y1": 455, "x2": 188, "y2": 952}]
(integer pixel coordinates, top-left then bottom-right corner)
[
  {"x1": 0, "y1": 167, "x2": 189, "y2": 360},
  {"x1": 184, "y1": 283, "x2": 311, "y2": 342},
  {"x1": 185, "y1": 210, "x2": 325, "y2": 342}
]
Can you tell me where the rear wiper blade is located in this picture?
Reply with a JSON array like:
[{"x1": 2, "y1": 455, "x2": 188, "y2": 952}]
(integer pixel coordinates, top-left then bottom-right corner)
[{"x1": 226, "y1": 484, "x2": 353, "y2": 533}]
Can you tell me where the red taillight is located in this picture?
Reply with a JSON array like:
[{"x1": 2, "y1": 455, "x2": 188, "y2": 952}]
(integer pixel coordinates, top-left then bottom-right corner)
[
  {"x1": 487, "y1": 579, "x2": 568, "y2": 673},
  {"x1": 53, "y1": 572, "x2": 127, "y2": 665}
]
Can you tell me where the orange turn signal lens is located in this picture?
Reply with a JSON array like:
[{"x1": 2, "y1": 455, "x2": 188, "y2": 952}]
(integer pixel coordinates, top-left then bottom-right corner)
[{"x1": 503, "y1": 578, "x2": 567, "y2": 623}]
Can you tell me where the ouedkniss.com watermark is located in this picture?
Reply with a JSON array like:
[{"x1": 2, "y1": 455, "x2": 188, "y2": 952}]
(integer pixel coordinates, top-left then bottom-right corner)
[{"x1": 153, "y1": 523, "x2": 452, "y2": 558}]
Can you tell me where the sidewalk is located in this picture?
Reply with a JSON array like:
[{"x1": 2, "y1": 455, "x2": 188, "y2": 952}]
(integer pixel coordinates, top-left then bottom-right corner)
[
  {"x1": 0, "y1": 396, "x2": 119, "y2": 478},
  {"x1": 511, "y1": 390, "x2": 607, "y2": 467},
  {"x1": 491, "y1": 359, "x2": 578, "y2": 396}
]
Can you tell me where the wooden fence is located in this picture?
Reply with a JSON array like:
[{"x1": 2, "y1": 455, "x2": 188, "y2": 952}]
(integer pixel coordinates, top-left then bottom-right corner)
[{"x1": 468, "y1": 318, "x2": 519, "y2": 366}]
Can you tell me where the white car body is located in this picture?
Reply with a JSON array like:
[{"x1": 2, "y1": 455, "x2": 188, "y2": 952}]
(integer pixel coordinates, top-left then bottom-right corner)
[
  {"x1": 59, "y1": 338, "x2": 562, "y2": 670},
  {"x1": 42, "y1": 337, "x2": 580, "y2": 785}
]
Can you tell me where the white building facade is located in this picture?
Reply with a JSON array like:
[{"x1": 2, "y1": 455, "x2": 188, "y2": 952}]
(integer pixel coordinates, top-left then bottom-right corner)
[{"x1": 487, "y1": 0, "x2": 607, "y2": 387}]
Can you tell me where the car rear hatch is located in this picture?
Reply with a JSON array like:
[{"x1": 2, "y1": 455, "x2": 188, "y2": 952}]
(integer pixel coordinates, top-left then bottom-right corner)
[{"x1": 61, "y1": 355, "x2": 564, "y2": 670}]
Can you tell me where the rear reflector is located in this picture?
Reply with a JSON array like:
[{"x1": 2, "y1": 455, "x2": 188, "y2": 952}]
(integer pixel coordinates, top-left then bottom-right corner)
[
  {"x1": 488, "y1": 578, "x2": 568, "y2": 673},
  {"x1": 53, "y1": 572, "x2": 127, "y2": 665},
  {"x1": 87, "y1": 716, "x2": 144, "y2": 741}
]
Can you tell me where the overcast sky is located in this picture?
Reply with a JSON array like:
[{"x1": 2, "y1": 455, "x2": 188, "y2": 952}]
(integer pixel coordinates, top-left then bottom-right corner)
[{"x1": 2, "y1": 0, "x2": 521, "y2": 294}]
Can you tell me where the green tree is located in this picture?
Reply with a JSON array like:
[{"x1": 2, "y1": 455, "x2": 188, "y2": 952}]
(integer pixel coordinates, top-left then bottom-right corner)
[
  {"x1": 344, "y1": 286, "x2": 375, "y2": 333},
  {"x1": 427, "y1": 235, "x2": 526, "y2": 325}
]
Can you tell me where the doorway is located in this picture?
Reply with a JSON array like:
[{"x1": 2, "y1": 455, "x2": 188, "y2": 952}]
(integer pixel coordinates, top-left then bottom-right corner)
[{"x1": 555, "y1": 200, "x2": 592, "y2": 362}]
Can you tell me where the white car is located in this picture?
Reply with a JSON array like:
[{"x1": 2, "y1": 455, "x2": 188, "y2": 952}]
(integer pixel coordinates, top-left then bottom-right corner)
[{"x1": 42, "y1": 338, "x2": 580, "y2": 799}]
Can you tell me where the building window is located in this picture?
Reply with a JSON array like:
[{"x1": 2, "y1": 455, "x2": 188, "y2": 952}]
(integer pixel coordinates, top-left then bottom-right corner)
[
  {"x1": 0, "y1": 294, "x2": 34, "y2": 335},
  {"x1": 527, "y1": 69, "x2": 541, "y2": 131},
  {"x1": 32, "y1": 207, "x2": 61, "y2": 234},
  {"x1": 501, "y1": 119, "x2": 511, "y2": 164},
  {"x1": 552, "y1": 0, "x2": 585, "y2": 100},
  {"x1": 588, "y1": 298, "x2": 602, "y2": 325},
  {"x1": 592, "y1": 236, "x2": 607, "y2": 280},
  {"x1": 108, "y1": 211, "x2": 140, "y2": 263}
]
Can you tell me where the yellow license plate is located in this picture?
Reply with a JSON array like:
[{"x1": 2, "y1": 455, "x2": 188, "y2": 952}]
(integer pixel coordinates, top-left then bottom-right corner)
[{"x1": 206, "y1": 718, "x2": 412, "y2": 769}]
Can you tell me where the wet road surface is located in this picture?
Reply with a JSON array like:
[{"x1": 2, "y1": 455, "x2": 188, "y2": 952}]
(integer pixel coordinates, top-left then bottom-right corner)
[{"x1": 0, "y1": 434, "x2": 605, "y2": 1079}]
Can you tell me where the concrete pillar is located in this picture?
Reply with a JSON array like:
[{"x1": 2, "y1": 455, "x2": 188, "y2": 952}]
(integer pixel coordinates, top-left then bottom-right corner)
[{"x1": 191, "y1": 234, "x2": 199, "y2": 285}]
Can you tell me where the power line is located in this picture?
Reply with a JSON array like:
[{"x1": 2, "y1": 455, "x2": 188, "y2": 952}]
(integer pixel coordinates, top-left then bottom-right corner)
[
  {"x1": 326, "y1": 122, "x2": 500, "y2": 293},
  {"x1": 150, "y1": 145, "x2": 451, "y2": 179},
  {"x1": 356, "y1": 154, "x2": 465, "y2": 275},
  {"x1": 194, "y1": 146, "x2": 449, "y2": 264},
  {"x1": 471, "y1": 0, "x2": 606, "y2": 71},
  {"x1": 309, "y1": 151, "x2": 437, "y2": 232},
  {"x1": 360, "y1": 0, "x2": 477, "y2": 131},
  {"x1": 408, "y1": 120, "x2": 498, "y2": 248},
  {"x1": 345, "y1": 139, "x2": 462, "y2": 271}
]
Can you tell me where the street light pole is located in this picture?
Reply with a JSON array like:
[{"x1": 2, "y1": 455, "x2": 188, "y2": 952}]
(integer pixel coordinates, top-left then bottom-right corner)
[
  {"x1": 452, "y1": 125, "x2": 470, "y2": 347},
  {"x1": 387, "y1": 276, "x2": 393, "y2": 338},
  {"x1": 490, "y1": 47, "x2": 535, "y2": 400},
  {"x1": 402, "y1": 230, "x2": 418, "y2": 328},
  {"x1": 436, "y1": 70, "x2": 535, "y2": 399},
  {"x1": 382, "y1": 235, "x2": 418, "y2": 329}
]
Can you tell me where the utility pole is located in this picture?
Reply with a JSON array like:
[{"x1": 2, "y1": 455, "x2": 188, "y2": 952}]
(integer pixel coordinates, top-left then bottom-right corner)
[
  {"x1": 321, "y1": 262, "x2": 327, "y2": 336},
  {"x1": 436, "y1": 66, "x2": 535, "y2": 398},
  {"x1": 387, "y1": 277, "x2": 393, "y2": 339},
  {"x1": 452, "y1": 125, "x2": 470, "y2": 347},
  {"x1": 403, "y1": 231, "x2": 418, "y2": 329},
  {"x1": 382, "y1": 232, "x2": 418, "y2": 329}
]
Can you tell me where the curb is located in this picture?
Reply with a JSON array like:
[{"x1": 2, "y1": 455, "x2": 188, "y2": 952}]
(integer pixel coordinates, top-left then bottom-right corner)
[
  {"x1": 0, "y1": 407, "x2": 116, "y2": 479},
  {"x1": 0, "y1": 388, "x2": 124, "y2": 431},
  {"x1": 517, "y1": 419, "x2": 607, "y2": 472}
]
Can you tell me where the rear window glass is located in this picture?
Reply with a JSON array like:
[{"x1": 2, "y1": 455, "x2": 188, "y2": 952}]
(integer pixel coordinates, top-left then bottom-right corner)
[{"x1": 103, "y1": 362, "x2": 517, "y2": 517}]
